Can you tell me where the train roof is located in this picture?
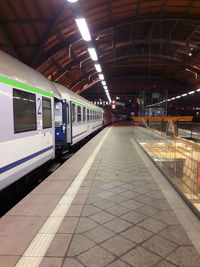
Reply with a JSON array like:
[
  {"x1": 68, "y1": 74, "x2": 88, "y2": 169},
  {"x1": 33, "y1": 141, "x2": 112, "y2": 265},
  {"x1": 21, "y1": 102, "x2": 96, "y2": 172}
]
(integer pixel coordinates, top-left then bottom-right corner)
[
  {"x1": 0, "y1": 50, "x2": 53, "y2": 95},
  {"x1": 53, "y1": 82, "x2": 103, "y2": 112}
]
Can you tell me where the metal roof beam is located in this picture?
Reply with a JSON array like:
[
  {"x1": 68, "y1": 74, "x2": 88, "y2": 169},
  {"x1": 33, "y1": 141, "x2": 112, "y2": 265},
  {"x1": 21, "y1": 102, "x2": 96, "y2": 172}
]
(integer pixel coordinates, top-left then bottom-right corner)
[
  {"x1": 68, "y1": 69, "x2": 96, "y2": 90},
  {"x1": 52, "y1": 53, "x2": 90, "y2": 80},
  {"x1": 99, "y1": 39, "x2": 200, "y2": 51},
  {"x1": 0, "y1": 19, "x2": 50, "y2": 24},
  {"x1": 35, "y1": 34, "x2": 80, "y2": 69},
  {"x1": 173, "y1": 23, "x2": 200, "y2": 58},
  {"x1": 104, "y1": 54, "x2": 182, "y2": 64},
  {"x1": 35, "y1": 16, "x2": 200, "y2": 68},
  {"x1": 30, "y1": 2, "x2": 68, "y2": 67},
  {"x1": 108, "y1": 72, "x2": 189, "y2": 87},
  {"x1": 94, "y1": 14, "x2": 200, "y2": 33}
]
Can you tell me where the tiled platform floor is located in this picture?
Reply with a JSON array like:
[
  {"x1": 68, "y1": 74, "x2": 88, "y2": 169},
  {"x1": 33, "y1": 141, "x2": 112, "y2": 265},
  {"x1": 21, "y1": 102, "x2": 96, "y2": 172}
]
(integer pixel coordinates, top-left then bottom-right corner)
[{"x1": 0, "y1": 125, "x2": 200, "y2": 267}]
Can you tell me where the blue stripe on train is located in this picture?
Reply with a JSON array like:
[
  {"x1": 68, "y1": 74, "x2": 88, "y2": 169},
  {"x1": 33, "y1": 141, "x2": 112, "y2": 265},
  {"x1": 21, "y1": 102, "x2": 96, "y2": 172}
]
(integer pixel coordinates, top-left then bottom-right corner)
[{"x1": 0, "y1": 146, "x2": 53, "y2": 174}]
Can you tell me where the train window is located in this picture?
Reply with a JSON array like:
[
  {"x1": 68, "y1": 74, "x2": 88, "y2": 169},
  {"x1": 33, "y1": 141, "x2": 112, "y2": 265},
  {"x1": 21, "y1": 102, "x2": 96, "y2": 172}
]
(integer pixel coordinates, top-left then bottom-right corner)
[
  {"x1": 90, "y1": 110, "x2": 93, "y2": 120},
  {"x1": 87, "y1": 109, "x2": 90, "y2": 121},
  {"x1": 42, "y1": 98, "x2": 52, "y2": 129},
  {"x1": 72, "y1": 103, "x2": 76, "y2": 123},
  {"x1": 83, "y1": 107, "x2": 86, "y2": 121},
  {"x1": 13, "y1": 89, "x2": 36, "y2": 133},
  {"x1": 77, "y1": 106, "x2": 82, "y2": 122}
]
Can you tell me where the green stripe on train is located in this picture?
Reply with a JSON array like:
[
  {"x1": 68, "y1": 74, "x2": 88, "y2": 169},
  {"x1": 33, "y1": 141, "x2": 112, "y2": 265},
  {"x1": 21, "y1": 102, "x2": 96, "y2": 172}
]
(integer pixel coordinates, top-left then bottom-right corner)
[
  {"x1": 71, "y1": 100, "x2": 101, "y2": 112},
  {"x1": 0, "y1": 76, "x2": 103, "y2": 111},
  {"x1": 0, "y1": 76, "x2": 54, "y2": 97}
]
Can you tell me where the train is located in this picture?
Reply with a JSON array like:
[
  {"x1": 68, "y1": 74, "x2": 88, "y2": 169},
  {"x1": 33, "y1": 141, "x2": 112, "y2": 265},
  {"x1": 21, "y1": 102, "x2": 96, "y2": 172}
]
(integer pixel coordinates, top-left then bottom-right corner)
[{"x1": 0, "y1": 50, "x2": 106, "y2": 191}]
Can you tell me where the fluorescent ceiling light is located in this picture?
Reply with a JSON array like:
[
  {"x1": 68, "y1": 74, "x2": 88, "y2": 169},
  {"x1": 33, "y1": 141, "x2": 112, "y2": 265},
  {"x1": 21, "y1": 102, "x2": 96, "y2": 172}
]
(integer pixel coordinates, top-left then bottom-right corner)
[
  {"x1": 176, "y1": 96, "x2": 181, "y2": 98},
  {"x1": 167, "y1": 99, "x2": 171, "y2": 102},
  {"x1": 67, "y1": 0, "x2": 79, "y2": 2},
  {"x1": 103, "y1": 86, "x2": 108, "y2": 90},
  {"x1": 182, "y1": 93, "x2": 187, "y2": 96},
  {"x1": 171, "y1": 97, "x2": 175, "y2": 100},
  {"x1": 196, "y1": 88, "x2": 200, "y2": 92},
  {"x1": 101, "y1": 81, "x2": 106, "y2": 86},
  {"x1": 75, "y1": 18, "x2": 91, "y2": 41},
  {"x1": 188, "y1": 91, "x2": 195, "y2": 94},
  {"x1": 99, "y1": 74, "x2": 104, "y2": 80},
  {"x1": 105, "y1": 89, "x2": 109, "y2": 93},
  {"x1": 94, "y1": 64, "x2": 102, "y2": 73},
  {"x1": 88, "y1": 48, "x2": 98, "y2": 61}
]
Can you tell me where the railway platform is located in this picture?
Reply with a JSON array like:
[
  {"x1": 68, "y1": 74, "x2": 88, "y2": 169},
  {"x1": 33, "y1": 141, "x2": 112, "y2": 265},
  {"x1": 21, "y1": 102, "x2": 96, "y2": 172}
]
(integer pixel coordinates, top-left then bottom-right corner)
[{"x1": 0, "y1": 123, "x2": 200, "y2": 267}]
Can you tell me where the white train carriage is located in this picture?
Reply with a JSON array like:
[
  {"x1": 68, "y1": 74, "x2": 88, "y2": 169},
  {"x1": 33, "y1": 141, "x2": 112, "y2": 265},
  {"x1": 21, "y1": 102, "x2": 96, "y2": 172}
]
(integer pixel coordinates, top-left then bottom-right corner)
[
  {"x1": 0, "y1": 51, "x2": 55, "y2": 190},
  {"x1": 0, "y1": 50, "x2": 104, "y2": 191},
  {"x1": 53, "y1": 83, "x2": 104, "y2": 149}
]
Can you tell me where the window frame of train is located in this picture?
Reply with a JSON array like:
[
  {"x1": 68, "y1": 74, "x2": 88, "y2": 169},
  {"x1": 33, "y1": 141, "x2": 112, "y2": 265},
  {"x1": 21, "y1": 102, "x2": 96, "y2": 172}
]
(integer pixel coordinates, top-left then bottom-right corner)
[
  {"x1": 72, "y1": 103, "x2": 76, "y2": 123},
  {"x1": 13, "y1": 88, "x2": 37, "y2": 134},
  {"x1": 83, "y1": 107, "x2": 86, "y2": 122},
  {"x1": 77, "y1": 105, "x2": 82, "y2": 122},
  {"x1": 87, "y1": 108, "x2": 90, "y2": 121},
  {"x1": 42, "y1": 97, "x2": 52, "y2": 129}
]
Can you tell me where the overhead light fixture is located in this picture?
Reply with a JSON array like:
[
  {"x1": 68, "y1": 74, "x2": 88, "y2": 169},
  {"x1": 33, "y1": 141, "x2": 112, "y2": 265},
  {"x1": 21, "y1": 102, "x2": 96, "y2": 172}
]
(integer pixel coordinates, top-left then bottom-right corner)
[
  {"x1": 182, "y1": 93, "x2": 187, "y2": 96},
  {"x1": 188, "y1": 90, "x2": 195, "y2": 94},
  {"x1": 88, "y1": 48, "x2": 98, "y2": 61},
  {"x1": 103, "y1": 86, "x2": 108, "y2": 90},
  {"x1": 196, "y1": 88, "x2": 200, "y2": 92},
  {"x1": 94, "y1": 64, "x2": 102, "y2": 73},
  {"x1": 167, "y1": 99, "x2": 171, "y2": 102},
  {"x1": 189, "y1": 53, "x2": 192, "y2": 56},
  {"x1": 105, "y1": 89, "x2": 109, "y2": 93},
  {"x1": 176, "y1": 96, "x2": 181, "y2": 99},
  {"x1": 171, "y1": 97, "x2": 175, "y2": 100},
  {"x1": 67, "y1": 0, "x2": 79, "y2": 2},
  {"x1": 99, "y1": 74, "x2": 104, "y2": 80},
  {"x1": 101, "y1": 81, "x2": 106, "y2": 86},
  {"x1": 75, "y1": 18, "x2": 91, "y2": 41}
]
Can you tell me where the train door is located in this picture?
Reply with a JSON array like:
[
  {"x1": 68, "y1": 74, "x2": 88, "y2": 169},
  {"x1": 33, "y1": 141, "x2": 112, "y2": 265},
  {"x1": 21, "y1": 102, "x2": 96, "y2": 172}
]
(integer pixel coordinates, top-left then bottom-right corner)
[
  {"x1": 54, "y1": 99, "x2": 72, "y2": 147},
  {"x1": 66, "y1": 100, "x2": 72, "y2": 144},
  {"x1": 54, "y1": 99, "x2": 66, "y2": 146}
]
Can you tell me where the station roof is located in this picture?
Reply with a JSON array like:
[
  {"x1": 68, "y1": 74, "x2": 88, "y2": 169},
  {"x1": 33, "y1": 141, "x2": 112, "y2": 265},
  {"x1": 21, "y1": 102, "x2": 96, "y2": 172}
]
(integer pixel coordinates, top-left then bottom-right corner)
[{"x1": 1, "y1": 0, "x2": 200, "y2": 97}]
